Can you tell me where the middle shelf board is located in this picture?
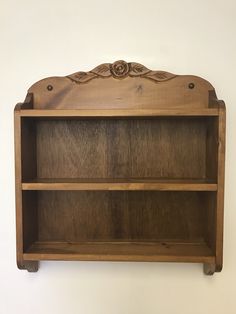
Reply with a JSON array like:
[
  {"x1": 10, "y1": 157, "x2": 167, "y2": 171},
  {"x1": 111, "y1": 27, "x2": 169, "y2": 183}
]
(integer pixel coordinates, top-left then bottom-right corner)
[{"x1": 22, "y1": 178, "x2": 217, "y2": 191}]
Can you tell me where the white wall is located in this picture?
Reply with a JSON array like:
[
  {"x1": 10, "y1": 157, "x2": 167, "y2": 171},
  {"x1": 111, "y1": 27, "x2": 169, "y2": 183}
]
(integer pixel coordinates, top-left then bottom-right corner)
[{"x1": 1, "y1": 1, "x2": 236, "y2": 313}]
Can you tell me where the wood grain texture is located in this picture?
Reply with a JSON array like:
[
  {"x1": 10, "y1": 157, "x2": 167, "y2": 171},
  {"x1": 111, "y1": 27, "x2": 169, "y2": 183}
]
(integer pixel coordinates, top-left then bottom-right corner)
[
  {"x1": 36, "y1": 191, "x2": 207, "y2": 242},
  {"x1": 203, "y1": 192, "x2": 217, "y2": 252},
  {"x1": 22, "y1": 191, "x2": 38, "y2": 251},
  {"x1": 22, "y1": 179, "x2": 217, "y2": 191},
  {"x1": 24, "y1": 241, "x2": 214, "y2": 263},
  {"x1": 34, "y1": 118, "x2": 212, "y2": 180},
  {"x1": 18, "y1": 108, "x2": 219, "y2": 117},
  {"x1": 21, "y1": 118, "x2": 37, "y2": 181}
]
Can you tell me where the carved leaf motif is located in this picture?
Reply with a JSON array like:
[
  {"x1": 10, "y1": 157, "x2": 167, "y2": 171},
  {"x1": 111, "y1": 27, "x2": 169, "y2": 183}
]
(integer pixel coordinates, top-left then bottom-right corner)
[
  {"x1": 91, "y1": 63, "x2": 111, "y2": 77},
  {"x1": 145, "y1": 71, "x2": 177, "y2": 82},
  {"x1": 67, "y1": 71, "x2": 98, "y2": 83},
  {"x1": 75, "y1": 72, "x2": 87, "y2": 80},
  {"x1": 129, "y1": 62, "x2": 150, "y2": 76}
]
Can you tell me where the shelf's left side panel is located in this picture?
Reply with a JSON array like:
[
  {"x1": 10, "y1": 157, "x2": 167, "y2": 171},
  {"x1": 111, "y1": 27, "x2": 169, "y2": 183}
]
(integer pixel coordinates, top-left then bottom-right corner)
[{"x1": 14, "y1": 107, "x2": 39, "y2": 271}]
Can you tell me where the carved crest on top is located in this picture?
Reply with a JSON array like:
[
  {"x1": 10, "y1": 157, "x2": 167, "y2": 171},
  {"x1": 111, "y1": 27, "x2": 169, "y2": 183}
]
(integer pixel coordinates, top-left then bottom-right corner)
[{"x1": 67, "y1": 60, "x2": 177, "y2": 84}]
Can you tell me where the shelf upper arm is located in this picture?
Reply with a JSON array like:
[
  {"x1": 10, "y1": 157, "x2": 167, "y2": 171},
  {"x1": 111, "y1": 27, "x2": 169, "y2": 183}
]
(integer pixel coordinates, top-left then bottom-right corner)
[
  {"x1": 14, "y1": 93, "x2": 34, "y2": 113},
  {"x1": 209, "y1": 90, "x2": 226, "y2": 110},
  {"x1": 14, "y1": 103, "x2": 23, "y2": 113}
]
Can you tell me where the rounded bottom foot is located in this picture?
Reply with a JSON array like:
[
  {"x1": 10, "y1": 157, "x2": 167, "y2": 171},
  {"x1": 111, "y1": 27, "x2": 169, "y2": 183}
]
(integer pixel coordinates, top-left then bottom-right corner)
[{"x1": 17, "y1": 261, "x2": 39, "y2": 272}]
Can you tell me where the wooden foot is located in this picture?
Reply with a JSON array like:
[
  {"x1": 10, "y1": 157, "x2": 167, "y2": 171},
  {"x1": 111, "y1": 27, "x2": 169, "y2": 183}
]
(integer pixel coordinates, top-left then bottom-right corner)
[
  {"x1": 203, "y1": 263, "x2": 216, "y2": 275},
  {"x1": 17, "y1": 261, "x2": 39, "y2": 272},
  {"x1": 215, "y1": 264, "x2": 223, "y2": 272}
]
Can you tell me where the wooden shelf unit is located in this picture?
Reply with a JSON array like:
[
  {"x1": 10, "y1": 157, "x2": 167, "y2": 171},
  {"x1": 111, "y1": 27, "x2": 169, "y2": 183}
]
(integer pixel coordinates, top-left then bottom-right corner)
[{"x1": 14, "y1": 60, "x2": 226, "y2": 274}]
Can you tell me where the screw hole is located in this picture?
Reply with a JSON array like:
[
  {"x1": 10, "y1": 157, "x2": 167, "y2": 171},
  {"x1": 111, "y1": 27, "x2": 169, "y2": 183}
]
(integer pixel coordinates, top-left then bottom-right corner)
[
  {"x1": 188, "y1": 83, "x2": 195, "y2": 89},
  {"x1": 47, "y1": 85, "x2": 53, "y2": 91}
]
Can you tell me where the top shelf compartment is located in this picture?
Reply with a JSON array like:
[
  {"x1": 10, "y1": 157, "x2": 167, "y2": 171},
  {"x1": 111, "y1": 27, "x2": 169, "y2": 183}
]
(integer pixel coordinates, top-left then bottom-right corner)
[{"x1": 20, "y1": 116, "x2": 218, "y2": 184}]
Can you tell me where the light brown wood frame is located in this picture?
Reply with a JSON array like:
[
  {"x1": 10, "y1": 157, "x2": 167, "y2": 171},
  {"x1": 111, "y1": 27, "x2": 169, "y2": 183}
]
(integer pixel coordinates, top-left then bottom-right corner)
[{"x1": 14, "y1": 60, "x2": 226, "y2": 274}]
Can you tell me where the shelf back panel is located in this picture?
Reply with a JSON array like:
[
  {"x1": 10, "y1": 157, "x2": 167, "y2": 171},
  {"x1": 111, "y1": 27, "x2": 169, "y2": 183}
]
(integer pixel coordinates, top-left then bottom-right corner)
[
  {"x1": 32, "y1": 117, "x2": 217, "y2": 180},
  {"x1": 36, "y1": 191, "x2": 213, "y2": 243}
]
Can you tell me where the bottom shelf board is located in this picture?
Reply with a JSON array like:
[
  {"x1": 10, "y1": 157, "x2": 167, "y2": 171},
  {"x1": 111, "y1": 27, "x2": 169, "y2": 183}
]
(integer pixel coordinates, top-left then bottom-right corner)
[{"x1": 23, "y1": 241, "x2": 215, "y2": 263}]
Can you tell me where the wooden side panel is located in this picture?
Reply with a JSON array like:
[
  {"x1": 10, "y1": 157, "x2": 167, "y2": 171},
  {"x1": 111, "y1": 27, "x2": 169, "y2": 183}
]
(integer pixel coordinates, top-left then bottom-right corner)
[
  {"x1": 14, "y1": 106, "x2": 24, "y2": 268},
  {"x1": 215, "y1": 103, "x2": 226, "y2": 271},
  {"x1": 14, "y1": 106, "x2": 38, "y2": 271}
]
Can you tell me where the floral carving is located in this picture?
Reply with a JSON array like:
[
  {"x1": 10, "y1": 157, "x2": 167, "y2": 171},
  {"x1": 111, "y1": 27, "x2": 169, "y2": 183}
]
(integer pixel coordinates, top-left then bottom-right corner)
[
  {"x1": 110, "y1": 60, "x2": 130, "y2": 78},
  {"x1": 67, "y1": 60, "x2": 177, "y2": 83}
]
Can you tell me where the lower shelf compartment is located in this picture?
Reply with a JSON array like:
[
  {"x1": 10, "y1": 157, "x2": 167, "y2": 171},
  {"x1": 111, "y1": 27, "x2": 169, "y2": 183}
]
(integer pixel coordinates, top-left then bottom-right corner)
[
  {"x1": 23, "y1": 190, "x2": 216, "y2": 242},
  {"x1": 24, "y1": 240, "x2": 215, "y2": 263}
]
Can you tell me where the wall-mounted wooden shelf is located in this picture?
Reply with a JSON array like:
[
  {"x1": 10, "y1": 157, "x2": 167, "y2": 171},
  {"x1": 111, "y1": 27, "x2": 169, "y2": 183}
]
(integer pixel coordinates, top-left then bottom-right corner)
[{"x1": 14, "y1": 60, "x2": 226, "y2": 274}]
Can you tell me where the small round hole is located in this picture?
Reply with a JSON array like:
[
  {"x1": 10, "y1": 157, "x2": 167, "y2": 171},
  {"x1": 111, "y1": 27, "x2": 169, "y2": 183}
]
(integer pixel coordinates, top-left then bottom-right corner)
[
  {"x1": 188, "y1": 83, "x2": 195, "y2": 89},
  {"x1": 47, "y1": 85, "x2": 53, "y2": 91}
]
